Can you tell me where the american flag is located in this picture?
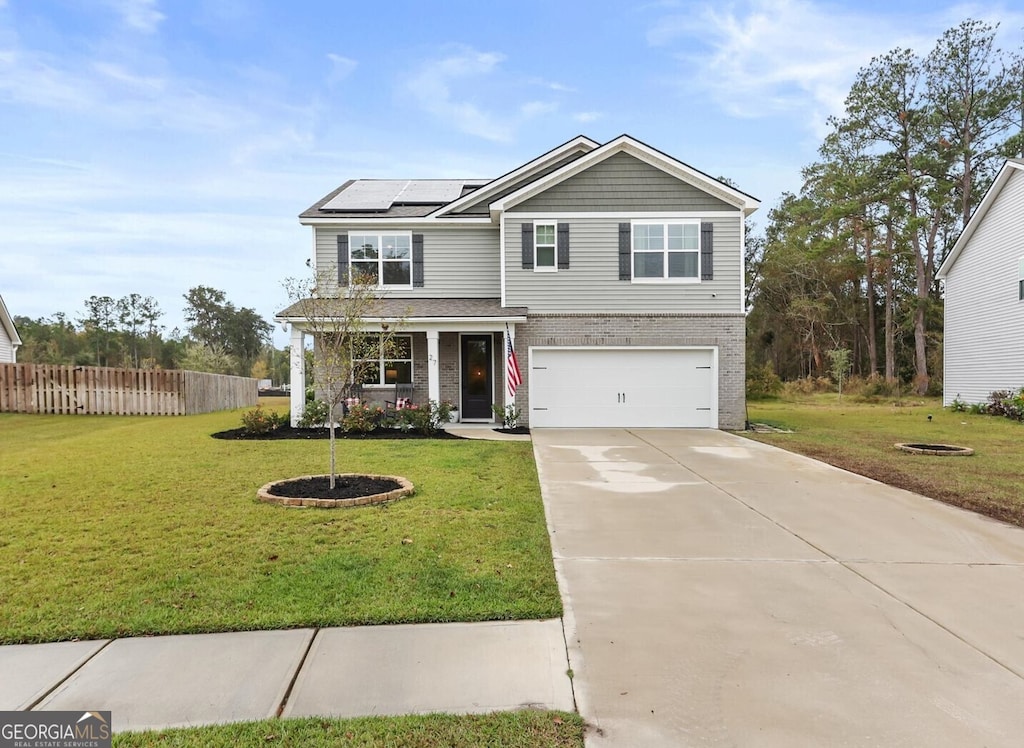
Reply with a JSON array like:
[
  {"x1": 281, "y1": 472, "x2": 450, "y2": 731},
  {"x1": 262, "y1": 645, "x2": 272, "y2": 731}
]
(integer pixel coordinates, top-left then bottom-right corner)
[{"x1": 506, "y1": 333, "x2": 522, "y2": 398}]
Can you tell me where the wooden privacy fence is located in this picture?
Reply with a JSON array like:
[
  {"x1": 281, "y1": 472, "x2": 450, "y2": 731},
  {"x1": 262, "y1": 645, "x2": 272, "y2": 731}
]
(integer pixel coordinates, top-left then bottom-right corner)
[{"x1": 0, "y1": 364, "x2": 258, "y2": 416}]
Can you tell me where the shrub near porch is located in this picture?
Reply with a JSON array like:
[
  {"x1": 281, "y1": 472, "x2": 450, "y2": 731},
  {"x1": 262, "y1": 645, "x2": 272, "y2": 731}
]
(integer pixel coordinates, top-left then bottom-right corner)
[{"x1": 0, "y1": 407, "x2": 560, "y2": 644}]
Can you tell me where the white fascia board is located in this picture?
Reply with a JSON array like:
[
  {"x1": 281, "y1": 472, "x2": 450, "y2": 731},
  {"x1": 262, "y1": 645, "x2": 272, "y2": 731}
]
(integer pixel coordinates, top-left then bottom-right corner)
[
  {"x1": 499, "y1": 213, "x2": 507, "y2": 307},
  {"x1": 490, "y1": 135, "x2": 760, "y2": 219},
  {"x1": 430, "y1": 135, "x2": 600, "y2": 218},
  {"x1": 500, "y1": 210, "x2": 741, "y2": 219},
  {"x1": 936, "y1": 159, "x2": 1024, "y2": 280},
  {"x1": 300, "y1": 216, "x2": 494, "y2": 226}
]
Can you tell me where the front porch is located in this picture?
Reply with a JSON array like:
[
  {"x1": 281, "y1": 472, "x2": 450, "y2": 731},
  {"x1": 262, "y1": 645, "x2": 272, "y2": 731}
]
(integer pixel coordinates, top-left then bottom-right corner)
[{"x1": 278, "y1": 299, "x2": 527, "y2": 427}]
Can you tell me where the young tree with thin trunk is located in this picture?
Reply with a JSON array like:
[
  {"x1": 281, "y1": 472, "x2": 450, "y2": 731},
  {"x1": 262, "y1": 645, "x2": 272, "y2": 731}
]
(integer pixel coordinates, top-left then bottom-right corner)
[{"x1": 282, "y1": 268, "x2": 405, "y2": 489}]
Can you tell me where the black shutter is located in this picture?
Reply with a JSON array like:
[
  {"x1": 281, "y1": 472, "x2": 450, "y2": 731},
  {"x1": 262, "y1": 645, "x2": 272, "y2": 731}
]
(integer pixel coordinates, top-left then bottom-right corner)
[
  {"x1": 557, "y1": 223, "x2": 570, "y2": 269},
  {"x1": 701, "y1": 222, "x2": 714, "y2": 280},
  {"x1": 521, "y1": 223, "x2": 534, "y2": 269},
  {"x1": 412, "y1": 234, "x2": 424, "y2": 287},
  {"x1": 618, "y1": 223, "x2": 632, "y2": 280},
  {"x1": 337, "y1": 234, "x2": 349, "y2": 287}
]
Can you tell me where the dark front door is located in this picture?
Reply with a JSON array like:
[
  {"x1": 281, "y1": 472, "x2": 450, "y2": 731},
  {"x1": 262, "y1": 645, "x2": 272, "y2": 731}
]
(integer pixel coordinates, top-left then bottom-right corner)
[{"x1": 461, "y1": 334, "x2": 493, "y2": 419}]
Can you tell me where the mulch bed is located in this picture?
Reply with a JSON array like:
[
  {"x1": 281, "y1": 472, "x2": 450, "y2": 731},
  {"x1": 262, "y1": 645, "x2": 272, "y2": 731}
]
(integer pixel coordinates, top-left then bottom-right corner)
[
  {"x1": 265, "y1": 475, "x2": 401, "y2": 500},
  {"x1": 212, "y1": 426, "x2": 462, "y2": 441},
  {"x1": 495, "y1": 427, "x2": 531, "y2": 435}
]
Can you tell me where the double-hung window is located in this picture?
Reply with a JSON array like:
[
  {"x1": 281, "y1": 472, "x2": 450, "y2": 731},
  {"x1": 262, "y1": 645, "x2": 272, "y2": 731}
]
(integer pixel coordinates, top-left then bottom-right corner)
[
  {"x1": 357, "y1": 334, "x2": 413, "y2": 385},
  {"x1": 632, "y1": 222, "x2": 700, "y2": 281},
  {"x1": 534, "y1": 223, "x2": 557, "y2": 271},
  {"x1": 350, "y1": 233, "x2": 412, "y2": 287}
]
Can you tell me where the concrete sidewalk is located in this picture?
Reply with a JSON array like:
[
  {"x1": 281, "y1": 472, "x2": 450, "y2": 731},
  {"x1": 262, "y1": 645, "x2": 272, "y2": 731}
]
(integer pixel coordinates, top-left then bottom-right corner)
[
  {"x1": 0, "y1": 619, "x2": 574, "y2": 733},
  {"x1": 534, "y1": 428, "x2": 1024, "y2": 747}
]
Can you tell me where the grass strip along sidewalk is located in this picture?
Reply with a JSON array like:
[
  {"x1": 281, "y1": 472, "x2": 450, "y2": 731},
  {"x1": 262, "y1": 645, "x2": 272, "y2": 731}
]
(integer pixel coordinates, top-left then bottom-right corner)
[
  {"x1": 744, "y1": 395, "x2": 1024, "y2": 528},
  {"x1": 112, "y1": 712, "x2": 585, "y2": 748},
  {"x1": 0, "y1": 406, "x2": 561, "y2": 644}
]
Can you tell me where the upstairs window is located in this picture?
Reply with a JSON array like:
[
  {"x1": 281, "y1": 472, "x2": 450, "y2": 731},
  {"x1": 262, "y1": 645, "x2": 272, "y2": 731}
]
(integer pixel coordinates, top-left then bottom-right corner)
[
  {"x1": 632, "y1": 222, "x2": 700, "y2": 281},
  {"x1": 349, "y1": 233, "x2": 412, "y2": 287},
  {"x1": 535, "y1": 223, "x2": 556, "y2": 271}
]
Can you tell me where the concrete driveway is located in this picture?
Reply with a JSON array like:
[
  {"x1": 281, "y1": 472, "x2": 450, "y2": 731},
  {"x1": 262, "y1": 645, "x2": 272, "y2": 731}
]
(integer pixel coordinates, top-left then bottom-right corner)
[{"x1": 533, "y1": 428, "x2": 1024, "y2": 747}]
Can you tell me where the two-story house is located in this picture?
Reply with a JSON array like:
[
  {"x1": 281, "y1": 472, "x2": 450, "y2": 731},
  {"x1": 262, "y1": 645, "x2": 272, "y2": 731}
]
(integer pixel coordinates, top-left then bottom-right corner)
[
  {"x1": 936, "y1": 158, "x2": 1024, "y2": 405},
  {"x1": 276, "y1": 134, "x2": 759, "y2": 429}
]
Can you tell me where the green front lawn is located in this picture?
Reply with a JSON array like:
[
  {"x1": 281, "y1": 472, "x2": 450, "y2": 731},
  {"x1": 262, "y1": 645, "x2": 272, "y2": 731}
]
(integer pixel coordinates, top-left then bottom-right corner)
[
  {"x1": 0, "y1": 406, "x2": 561, "y2": 644},
  {"x1": 743, "y1": 395, "x2": 1024, "y2": 527},
  {"x1": 113, "y1": 712, "x2": 585, "y2": 748}
]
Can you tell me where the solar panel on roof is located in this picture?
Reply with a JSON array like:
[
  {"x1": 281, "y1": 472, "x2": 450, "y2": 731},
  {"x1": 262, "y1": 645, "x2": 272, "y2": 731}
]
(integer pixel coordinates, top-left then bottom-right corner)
[
  {"x1": 396, "y1": 180, "x2": 466, "y2": 203},
  {"x1": 322, "y1": 181, "x2": 406, "y2": 211}
]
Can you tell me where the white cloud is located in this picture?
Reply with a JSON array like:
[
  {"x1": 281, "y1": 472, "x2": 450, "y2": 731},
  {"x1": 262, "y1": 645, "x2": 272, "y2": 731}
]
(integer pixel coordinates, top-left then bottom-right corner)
[
  {"x1": 520, "y1": 100, "x2": 558, "y2": 118},
  {"x1": 573, "y1": 111, "x2": 603, "y2": 123},
  {"x1": 405, "y1": 46, "x2": 514, "y2": 142},
  {"x1": 326, "y1": 53, "x2": 357, "y2": 85},
  {"x1": 647, "y1": 0, "x2": 935, "y2": 134},
  {"x1": 103, "y1": 0, "x2": 165, "y2": 34}
]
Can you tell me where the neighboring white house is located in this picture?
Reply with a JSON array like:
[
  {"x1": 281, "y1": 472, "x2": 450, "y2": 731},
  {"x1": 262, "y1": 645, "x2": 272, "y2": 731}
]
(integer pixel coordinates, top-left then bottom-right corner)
[
  {"x1": 0, "y1": 294, "x2": 22, "y2": 363},
  {"x1": 935, "y1": 159, "x2": 1024, "y2": 406},
  {"x1": 277, "y1": 134, "x2": 759, "y2": 429}
]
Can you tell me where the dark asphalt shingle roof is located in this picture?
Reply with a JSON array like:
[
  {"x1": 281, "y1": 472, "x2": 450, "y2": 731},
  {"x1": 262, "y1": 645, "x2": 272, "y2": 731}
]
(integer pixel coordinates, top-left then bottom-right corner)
[{"x1": 276, "y1": 297, "x2": 527, "y2": 320}]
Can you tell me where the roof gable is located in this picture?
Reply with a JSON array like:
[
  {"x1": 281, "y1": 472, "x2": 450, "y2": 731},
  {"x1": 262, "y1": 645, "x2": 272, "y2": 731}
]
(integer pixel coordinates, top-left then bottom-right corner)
[
  {"x1": 431, "y1": 135, "x2": 599, "y2": 217},
  {"x1": 489, "y1": 134, "x2": 759, "y2": 219},
  {"x1": 937, "y1": 159, "x2": 1024, "y2": 280},
  {"x1": 0, "y1": 294, "x2": 22, "y2": 349}
]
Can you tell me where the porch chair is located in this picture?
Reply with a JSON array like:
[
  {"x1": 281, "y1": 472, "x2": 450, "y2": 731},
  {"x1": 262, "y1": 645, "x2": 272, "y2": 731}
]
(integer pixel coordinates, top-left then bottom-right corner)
[
  {"x1": 385, "y1": 382, "x2": 415, "y2": 410},
  {"x1": 342, "y1": 383, "x2": 363, "y2": 414}
]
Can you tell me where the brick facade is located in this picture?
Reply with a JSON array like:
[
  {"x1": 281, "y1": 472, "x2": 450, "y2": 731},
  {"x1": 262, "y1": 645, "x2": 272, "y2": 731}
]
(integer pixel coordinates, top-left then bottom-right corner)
[{"x1": 512, "y1": 313, "x2": 746, "y2": 430}]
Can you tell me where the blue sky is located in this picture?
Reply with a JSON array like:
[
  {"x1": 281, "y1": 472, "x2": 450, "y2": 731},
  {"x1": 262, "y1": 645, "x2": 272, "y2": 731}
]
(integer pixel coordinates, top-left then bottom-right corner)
[{"x1": 2, "y1": 0, "x2": 1023, "y2": 346}]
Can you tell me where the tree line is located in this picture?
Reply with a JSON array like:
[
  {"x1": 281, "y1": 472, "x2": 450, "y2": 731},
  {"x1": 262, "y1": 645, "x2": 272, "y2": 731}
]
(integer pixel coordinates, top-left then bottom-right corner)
[
  {"x1": 13, "y1": 286, "x2": 288, "y2": 382},
  {"x1": 747, "y1": 19, "x2": 1023, "y2": 394}
]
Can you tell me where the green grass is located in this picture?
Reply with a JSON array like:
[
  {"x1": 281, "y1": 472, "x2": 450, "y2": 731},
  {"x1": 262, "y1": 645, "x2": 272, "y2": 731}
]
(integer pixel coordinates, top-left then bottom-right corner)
[
  {"x1": 0, "y1": 404, "x2": 561, "y2": 644},
  {"x1": 743, "y1": 394, "x2": 1024, "y2": 527},
  {"x1": 113, "y1": 712, "x2": 584, "y2": 748}
]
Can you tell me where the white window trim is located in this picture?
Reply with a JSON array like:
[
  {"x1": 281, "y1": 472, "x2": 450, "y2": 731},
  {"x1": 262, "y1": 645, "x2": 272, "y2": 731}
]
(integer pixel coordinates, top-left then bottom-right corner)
[
  {"x1": 358, "y1": 333, "x2": 414, "y2": 388},
  {"x1": 630, "y1": 220, "x2": 701, "y2": 284},
  {"x1": 348, "y1": 231, "x2": 414, "y2": 289},
  {"x1": 534, "y1": 221, "x2": 557, "y2": 272}
]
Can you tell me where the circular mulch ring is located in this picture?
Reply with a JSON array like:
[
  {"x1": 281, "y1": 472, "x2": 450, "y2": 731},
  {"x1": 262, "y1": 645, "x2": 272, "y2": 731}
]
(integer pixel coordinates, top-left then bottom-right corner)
[
  {"x1": 258, "y1": 474, "x2": 414, "y2": 508},
  {"x1": 894, "y1": 443, "x2": 974, "y2": 456}
]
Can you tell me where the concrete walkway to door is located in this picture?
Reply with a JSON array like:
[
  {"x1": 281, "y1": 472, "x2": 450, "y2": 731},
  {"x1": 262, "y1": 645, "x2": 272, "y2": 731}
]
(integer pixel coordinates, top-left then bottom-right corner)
[{"x1": 533, "y1": 428, "x2": 1024, "y2": 747}]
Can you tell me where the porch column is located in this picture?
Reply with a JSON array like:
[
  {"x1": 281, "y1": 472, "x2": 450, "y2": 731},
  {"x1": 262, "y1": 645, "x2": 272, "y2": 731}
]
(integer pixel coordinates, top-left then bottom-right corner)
[
  {"x1": 289, "y1": 326, "x2": 305, "y2": 427},
  {"x1": 426, "y1": 329, "x2": 440, "y2": 404}
]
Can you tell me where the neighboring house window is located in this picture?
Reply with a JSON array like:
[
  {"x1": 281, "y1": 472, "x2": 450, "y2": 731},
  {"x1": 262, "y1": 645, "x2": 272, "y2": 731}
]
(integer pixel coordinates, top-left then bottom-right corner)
[
  {"x1": 1019, "y1": 257, "x2": 1024, "y2": 301},
  {"x1": 357, "y1": 334, "x2": 413, "y2": 385},
  {"x1": 349, "y1": 233, "x2": 412, "y2": 287},
  {"x1": 631, "y1": 222, "x2": 700, "y2": 281},
  {"x1": 535, "y1": 223, "x2": 556, "y2": 271}
]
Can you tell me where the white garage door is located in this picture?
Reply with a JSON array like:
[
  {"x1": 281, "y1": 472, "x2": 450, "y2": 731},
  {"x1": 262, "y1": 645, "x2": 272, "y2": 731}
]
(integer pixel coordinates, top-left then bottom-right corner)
[{"x1": 529, "y1": 347, "x2": 717, "y2": 428}]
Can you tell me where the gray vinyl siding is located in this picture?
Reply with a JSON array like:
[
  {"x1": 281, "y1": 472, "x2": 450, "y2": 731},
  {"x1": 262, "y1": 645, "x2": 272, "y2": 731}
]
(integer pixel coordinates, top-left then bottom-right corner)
[
  {"x1": 504, "y1": 214, "x2": 743, "y2": 313},
  {"x1": 513, "y1": 152, "x2": 734, "y2": 213},
  {"x1": 314, "y1": 225, "x2": 500, "y2": 298},
  {"x1": 942, "y1": 168, "x2": 1024, "y2": 406},
  {"x1": 0, "y1": 326, "x2": 13, "y2": 362}
]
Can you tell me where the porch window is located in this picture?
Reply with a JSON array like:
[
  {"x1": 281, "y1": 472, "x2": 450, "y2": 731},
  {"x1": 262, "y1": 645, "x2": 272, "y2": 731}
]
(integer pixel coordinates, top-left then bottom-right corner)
[
  {"x1": 357, "y1": 334, "x2": 413, "y2": 385},
  {"x1": 349, "y1": 233, "x2": 412, "y2": 288},
  {"x1": 631, "y1": 222, "x2": 700, "y2": 282}
]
